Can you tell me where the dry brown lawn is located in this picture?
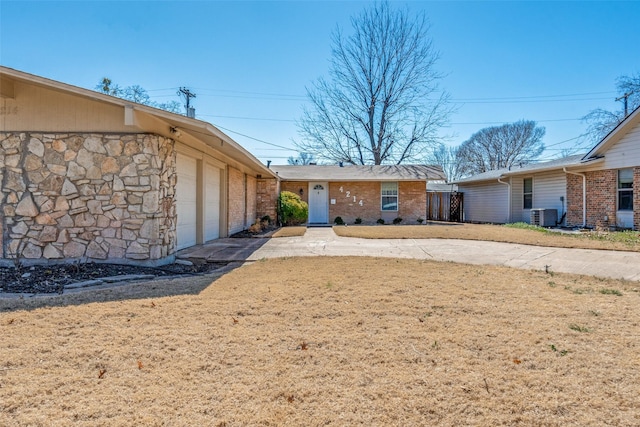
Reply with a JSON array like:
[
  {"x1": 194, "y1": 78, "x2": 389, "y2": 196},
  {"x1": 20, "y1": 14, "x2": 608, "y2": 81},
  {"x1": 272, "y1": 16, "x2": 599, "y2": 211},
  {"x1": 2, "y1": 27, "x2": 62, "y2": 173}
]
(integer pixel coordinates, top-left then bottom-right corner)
[
  {"x1": 271, "y1": 226, "x2": 307, "y2": 238},
  {"x1": 2, "y1": 257, "x2": 640, "y2": 426},
  {"x1": 333, "y1": 223, "x2": 640, "y2": 252}
]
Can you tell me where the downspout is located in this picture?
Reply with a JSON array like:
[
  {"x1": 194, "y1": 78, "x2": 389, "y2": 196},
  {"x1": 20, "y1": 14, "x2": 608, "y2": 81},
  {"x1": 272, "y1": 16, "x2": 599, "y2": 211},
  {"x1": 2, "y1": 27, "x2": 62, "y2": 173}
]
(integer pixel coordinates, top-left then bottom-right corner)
[
  {"x1": 564, "y1": 168, "x2": 586, "y2": 228},
  {"x1": 497, "y1": 177, "x2": 511, "y2": 223}
]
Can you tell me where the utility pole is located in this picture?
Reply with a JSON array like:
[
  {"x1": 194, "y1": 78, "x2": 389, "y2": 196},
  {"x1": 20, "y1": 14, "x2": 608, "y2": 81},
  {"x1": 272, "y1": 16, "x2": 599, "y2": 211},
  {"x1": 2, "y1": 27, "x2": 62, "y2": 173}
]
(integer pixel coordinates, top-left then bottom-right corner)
[
  {"x1": 178, "y1": 87, "x2": 197, "y2": 117},
  {"x1": 616, "y1": 92, "x2": 632, "y2": 117}
]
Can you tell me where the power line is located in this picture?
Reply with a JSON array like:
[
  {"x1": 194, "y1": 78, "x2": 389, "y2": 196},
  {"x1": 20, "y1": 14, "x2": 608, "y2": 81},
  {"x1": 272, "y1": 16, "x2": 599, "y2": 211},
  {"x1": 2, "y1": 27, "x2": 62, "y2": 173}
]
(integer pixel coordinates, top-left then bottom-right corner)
[
  {"x1": 197, "y1": 114, "x2": 295, "y2": 122},
  {"x1": 451, "y1": 96, "x2": 612, "y2": 105},
  {"x1": 449, "y1": 117, "x2": 582, "y2": 126},
  {"x1": 451, "y1": 90, "x2": 615, "y2": 102},
  {"x1": 209, "y1": 123, "x2": 296, "y2": 151}
]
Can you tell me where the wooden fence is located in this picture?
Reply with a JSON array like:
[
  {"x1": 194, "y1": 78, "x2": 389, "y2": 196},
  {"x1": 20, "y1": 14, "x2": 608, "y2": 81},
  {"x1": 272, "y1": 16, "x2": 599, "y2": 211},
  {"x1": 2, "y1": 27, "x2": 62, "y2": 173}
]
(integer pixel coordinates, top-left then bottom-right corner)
[{"x1": 426, "y1": 191, "x2": 463, "y2": 222}]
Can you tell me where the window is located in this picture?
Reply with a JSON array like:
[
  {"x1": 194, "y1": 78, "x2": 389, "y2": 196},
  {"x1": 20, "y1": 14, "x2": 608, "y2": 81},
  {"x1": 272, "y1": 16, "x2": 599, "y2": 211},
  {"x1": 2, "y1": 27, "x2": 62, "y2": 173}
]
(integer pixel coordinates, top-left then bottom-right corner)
[
  {"x1": 381, "y1": 182, "x2": 398, "y2": 211},
  {"x1": 618, "y1": 169, "x2": 633, "y2": 211},
  {"x1": 523, "y1": 178, "x2": 533, "y2": 209}
]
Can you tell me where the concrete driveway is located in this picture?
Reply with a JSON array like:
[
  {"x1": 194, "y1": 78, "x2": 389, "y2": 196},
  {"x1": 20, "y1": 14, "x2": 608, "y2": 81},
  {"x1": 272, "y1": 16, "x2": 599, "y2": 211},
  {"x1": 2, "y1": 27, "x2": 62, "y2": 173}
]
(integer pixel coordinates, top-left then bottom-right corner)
[{"x1": 243, "y1": 227, "x2": 640, "y2": 281}]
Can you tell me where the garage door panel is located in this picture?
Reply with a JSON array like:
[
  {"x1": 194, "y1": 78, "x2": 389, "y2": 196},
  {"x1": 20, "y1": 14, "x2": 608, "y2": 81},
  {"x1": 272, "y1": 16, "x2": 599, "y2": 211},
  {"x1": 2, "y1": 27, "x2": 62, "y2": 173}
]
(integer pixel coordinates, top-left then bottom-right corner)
[
  {"x1": 176, "y1": 153, "x2": 197, "y2": 250},
  {"x1": 205, "y1": 164, "x2": 221, "y2": 241}
]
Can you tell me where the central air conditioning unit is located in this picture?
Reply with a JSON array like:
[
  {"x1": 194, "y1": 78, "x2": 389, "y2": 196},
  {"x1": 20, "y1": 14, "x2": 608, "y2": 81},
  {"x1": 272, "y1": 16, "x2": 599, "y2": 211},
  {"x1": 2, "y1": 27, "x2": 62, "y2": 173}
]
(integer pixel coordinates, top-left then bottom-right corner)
[{"x1": 530, "y1": 208, "x2": 557, "y2": 227}]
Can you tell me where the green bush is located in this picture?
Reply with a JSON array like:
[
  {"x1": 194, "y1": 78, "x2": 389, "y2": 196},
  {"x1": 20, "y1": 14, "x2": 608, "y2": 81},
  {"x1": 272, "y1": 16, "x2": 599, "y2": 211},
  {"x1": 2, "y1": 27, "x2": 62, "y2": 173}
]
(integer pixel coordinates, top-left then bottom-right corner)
[
  {"x1": 417, "y1": 217, "x2": 424, "y2": 224},
  {"x1": 393, "y1": 217, "x2": 403, "y2": 225},
  {"x1": 278, "y1": 191, "x2": 308, "y2": 226},
  {"x1": 334, "y1": 216, "x2": 345, "y2": 225},
  {"x1": 261, "y1": 215, "x2": 272, "y2": 225},
  {"x1": 354, "y1": 217, "x2": 362, "y2": 224},
  {"x1": 377, "y1": 218, "x2": 385, "y2": 225}
]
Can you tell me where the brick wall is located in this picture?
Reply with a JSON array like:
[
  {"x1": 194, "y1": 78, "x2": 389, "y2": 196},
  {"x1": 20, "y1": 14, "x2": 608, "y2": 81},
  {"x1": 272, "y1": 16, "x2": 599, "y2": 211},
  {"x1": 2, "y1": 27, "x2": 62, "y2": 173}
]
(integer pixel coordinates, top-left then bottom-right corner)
[
  {"x1": 585, "y1": 170, "x2": 617, "y2": 230},
  {"x1": 328, "y1": 181, "x2": 380, "y2": 224},
  {"x1": 567, "y1": 169, "x2": 625, "y2": 229},
  {"x1": 398, "y1": 181, "x2": 427, "y2": 224},
  {"x1": 277, "y1": 180, "x2": 428, "y2": 225},
  {"x1": 227, "y1": 167, "x2": 245, "y2": 234},
  {"x1": 246, "y1": 175, "x2": 257, "y2": 227},
  {"x1": 256, "y1": 178, "x2": 278, "y2": 222},
  {"x1": 280, "y1": 181, "x2": 308, "y2": 204},
  {"x1": 566, "y1": 174, "x2": 584, "y2": 227}
]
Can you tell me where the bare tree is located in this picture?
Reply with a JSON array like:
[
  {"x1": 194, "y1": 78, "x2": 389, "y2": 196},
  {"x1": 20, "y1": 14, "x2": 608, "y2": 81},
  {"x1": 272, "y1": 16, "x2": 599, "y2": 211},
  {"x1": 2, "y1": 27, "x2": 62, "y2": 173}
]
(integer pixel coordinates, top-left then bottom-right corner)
[
  {"x1": 287, "y1": 152, "x2": 316, "y2": 165},
  {"x1": 95, "y1": 78, "x2": 182, "y2": 114},
  {"x1": 428, "y1": 143, "x2": 465, "y2": 182},
  {"x1": 457, "y1": 120, "x2": 545, "y2": 176},
  {"x1": 297, "y1": 1, "x2": 450, "y2": 165},
  {"x1": 582, "y1": 72, "x2": 640, "y2": 143}
]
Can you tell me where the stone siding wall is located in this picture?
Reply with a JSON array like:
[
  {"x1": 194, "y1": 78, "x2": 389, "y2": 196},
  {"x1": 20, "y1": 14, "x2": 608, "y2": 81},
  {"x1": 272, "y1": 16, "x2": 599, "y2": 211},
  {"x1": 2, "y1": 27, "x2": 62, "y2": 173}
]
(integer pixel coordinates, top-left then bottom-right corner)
[
  {"x1": 0, "y1": 132, "x2": 176, "y2": 265},
  {"x1": 256, "y1": 178, "x2": 278, "y2": 222}
]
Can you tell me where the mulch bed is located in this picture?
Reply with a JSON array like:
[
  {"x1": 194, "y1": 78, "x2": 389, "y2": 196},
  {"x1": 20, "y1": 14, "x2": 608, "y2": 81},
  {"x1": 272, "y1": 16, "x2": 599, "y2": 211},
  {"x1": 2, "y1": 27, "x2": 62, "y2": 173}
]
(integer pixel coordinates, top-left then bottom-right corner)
[{"x1": 0, "y1": 261, "x2": 228, "y2": 294}]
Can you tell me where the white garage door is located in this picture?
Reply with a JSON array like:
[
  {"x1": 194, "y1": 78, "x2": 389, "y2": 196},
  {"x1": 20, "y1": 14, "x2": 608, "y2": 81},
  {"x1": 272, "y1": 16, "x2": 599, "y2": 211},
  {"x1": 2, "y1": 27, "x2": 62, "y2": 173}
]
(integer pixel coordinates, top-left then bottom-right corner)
[
  {"x1": 176, "y1": 153, "x2": 197, "y2": 250},
  {"x1": 204, "y1": 163, "x2": 221, "y2": 241}
]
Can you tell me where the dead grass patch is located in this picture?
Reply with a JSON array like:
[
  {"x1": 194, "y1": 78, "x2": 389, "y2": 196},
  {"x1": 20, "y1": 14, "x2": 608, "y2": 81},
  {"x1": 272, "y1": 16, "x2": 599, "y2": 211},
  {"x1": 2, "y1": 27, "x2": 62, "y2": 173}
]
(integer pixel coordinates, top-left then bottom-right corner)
[
  {"x1": 271, "y1": 226, "x2": 307, "y2": 238},
  {"x1": 333, "y1": 223, "x2": 640, "y2": 252},
  {"x1": 1, "y1": 257, "x2": 639, "y2": 426}
]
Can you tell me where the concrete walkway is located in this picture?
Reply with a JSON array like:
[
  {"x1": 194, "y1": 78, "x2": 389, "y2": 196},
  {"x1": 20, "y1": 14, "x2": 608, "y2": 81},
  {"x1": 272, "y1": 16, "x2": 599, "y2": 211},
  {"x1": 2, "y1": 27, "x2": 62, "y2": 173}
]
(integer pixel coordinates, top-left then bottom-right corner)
[{"x1": 245, "y1": 227, "x2": 640, "y2": 281}]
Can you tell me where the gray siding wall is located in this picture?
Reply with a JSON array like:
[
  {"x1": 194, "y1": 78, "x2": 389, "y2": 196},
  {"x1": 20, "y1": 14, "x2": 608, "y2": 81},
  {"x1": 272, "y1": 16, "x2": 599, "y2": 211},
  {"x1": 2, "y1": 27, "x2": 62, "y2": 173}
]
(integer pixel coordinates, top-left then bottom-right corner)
[
  {"x1": 532, "y1": 170, "x2": 567, "y2": 224},
  {"x1": 459, "y1": 182, "x2": 509, "y2": 223},
  {"x1": 511, "y1": 177, "x2": 525, "y2": 222}
]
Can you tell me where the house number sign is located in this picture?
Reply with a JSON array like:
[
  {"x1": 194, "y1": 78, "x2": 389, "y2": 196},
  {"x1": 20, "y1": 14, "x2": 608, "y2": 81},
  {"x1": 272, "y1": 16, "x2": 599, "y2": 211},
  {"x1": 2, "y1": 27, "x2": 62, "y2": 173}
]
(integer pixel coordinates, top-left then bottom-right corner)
[{"x1": 339, "y1": 186, "x2": 364, "y2": 206}]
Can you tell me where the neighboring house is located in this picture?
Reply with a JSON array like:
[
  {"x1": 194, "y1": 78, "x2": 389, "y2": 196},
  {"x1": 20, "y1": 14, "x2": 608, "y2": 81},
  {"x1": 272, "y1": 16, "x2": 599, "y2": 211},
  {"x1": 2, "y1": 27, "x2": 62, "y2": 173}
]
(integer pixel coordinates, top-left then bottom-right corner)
[
  {"x1": 454, "y1": 155, "x2": 584, "y2": 225},
  {"x1": 454, "y1": 104, "x2": 640, "y2": 230},
  {"x1": 0, "y1": 66, "x2": 278, "y2": 266},
  {"x1": 566, "y1": 105, "x2": 640, "y2": 230},
  {"x1": 271, "y1": 164, "x2": 446, "y2": 225}
]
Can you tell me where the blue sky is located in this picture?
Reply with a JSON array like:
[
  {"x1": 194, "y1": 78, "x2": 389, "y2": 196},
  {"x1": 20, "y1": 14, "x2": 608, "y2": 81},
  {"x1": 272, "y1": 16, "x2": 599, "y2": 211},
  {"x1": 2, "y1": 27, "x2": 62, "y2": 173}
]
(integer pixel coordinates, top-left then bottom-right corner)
[{"x1": 1, "y1": 1, "x2": 638, "y2": 165}]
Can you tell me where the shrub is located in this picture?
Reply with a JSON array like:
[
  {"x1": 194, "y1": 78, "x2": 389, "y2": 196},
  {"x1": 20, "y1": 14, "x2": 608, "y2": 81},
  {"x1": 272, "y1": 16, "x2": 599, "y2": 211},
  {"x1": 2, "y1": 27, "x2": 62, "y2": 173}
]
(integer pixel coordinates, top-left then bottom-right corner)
[
  {"x1": 393, "y1": 217, "x2": 403, "y2": 225},
  {"x1": 377, "y1": 218, "x2": 385, "y2": 225},
  {"x1": 354, "y1": 217, "x2": 362, "y2": 224},
  {"x1": 417, "y1": 217, "x2": 424, "y2": 224},
  {"x1": 278, "y1": 191, "x2": 308, "y2": 226},
  {"x1": 334, "y1": 216, "x2": 345, "y2": 225},
  {"x1": 261, "y1": 215, "x2": 272, "y2": 225},
  {"x1": 248, "y1": 221, "x2": 263, "y2": 233}
]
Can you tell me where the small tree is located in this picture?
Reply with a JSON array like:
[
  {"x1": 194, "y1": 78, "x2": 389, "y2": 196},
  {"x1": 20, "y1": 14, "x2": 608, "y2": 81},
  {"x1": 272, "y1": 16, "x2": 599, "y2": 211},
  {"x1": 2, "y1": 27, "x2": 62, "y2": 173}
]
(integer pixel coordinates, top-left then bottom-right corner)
[{"x1": 278, "y1": 191, "x2": 308, "y2": 225}]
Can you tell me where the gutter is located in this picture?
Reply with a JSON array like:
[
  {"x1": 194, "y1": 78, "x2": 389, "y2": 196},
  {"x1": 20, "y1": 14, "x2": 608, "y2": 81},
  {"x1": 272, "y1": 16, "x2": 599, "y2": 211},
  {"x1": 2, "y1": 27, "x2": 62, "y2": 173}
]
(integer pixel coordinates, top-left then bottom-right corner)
[
  {"x1": 497, "y1": 177, "x2": 511, "y2": 223},
  {"x1": 563, "y1": 168, "x2": 586, "y2": 227}
]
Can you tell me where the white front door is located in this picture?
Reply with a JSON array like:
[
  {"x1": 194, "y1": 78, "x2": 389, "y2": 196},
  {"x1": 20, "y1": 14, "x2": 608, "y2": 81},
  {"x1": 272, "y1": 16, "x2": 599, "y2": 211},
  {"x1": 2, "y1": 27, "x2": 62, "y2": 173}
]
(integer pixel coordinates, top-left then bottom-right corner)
[{"x1": 308, "y1": 182, "x2": 328, "y2": 224}]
